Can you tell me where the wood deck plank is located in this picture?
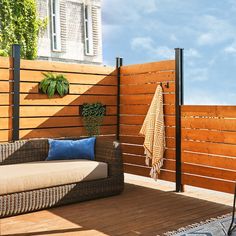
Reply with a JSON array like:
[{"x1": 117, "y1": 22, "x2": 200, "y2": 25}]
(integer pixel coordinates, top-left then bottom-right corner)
[{"x1": 0, "y1": 174, "x2": 232, "y2": 236}]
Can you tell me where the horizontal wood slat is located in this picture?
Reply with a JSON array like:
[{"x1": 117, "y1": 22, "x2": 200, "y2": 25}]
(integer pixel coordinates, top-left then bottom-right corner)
[
  {"x1": 20, "y1": 83, "x2": 117, "y2": 95},
  {"x1": 120, "y1": 71, "x2": 175, "y2": 85},
  {"x1": 120, "y1": 115, "x2": 175, "y2": 126},
  {"x1": 120, "y1": 94, "x2": 175, "y2": 105},
  {"x1": 120, "y1": 135, "x2": 175, "y2": 147},
  {"x1": 19, "y1": 106, "x2": 117, "y2": 117},
  {"x1": 0, "y1": 94, "x2": 12, "y2": 105},
  {"x1": 183, "y1": 174, "x2": 234, "y2": 194},
  {"x1": 124, "y1": 164, "x2": 175, "y2": 182},
  {"x1": 182, "y1": 140, "x2": 236, "y2": 159},
  {"x1": 182, "y1": 152, "x2": 236, "y2": 171},
  {"x1": 182, "y1": 128, "x2": 236, "y2": 145},
  {"x1": 123, "y1": 154, "x2": 146, "y2": 166},
  {"x1": 20, "y1": 59, "x2": 116, "y2": 75},
  {"x1": 20, "y1": 125, "x2": 117, "y2": 139},
  {"x1": 120, "y1": 125, "x2": 175, "y2": 137},
  {"x1": 19, "y1": 116, "x2": 116, "y2": 129},
  {"x1": 0, "y1": 106, "x2": 12, "y2": 117},
  {"x1": 182, "y1": 117, "x2": 236, "y2": 131},
  {"x1": 120, "y1": 135, "x2": 144, "y2": 145},
  {"x1": 123, "y1": 152, "x2": 175, "y2": 165},
  {"x1": 20, "y1": 70, "x2": 117, "y2": 85},
  {"x1": 0, "y1": 69, "x2": 10, "y2": 81},
  {"x1": 0, "y1": 81, "x2": 11, "y2": 92},
  {"x1": 121, "y1": 82, "x2": 174, "y2": 94},
  {"x1": 182, "y1": 105, "x2": 236, "y2": 118},
  {"x1": 123, "y1": 155, "x2": 175, "y2": 170},
  {"x1": 19, "y1": 94, "x2": 117, "y2": 106},
  {"x1": 165, "y1": 149, "x2": 176, "y2": 159},
  {"x1": 121, "y1": 60, "x2": 175, "y2": 75},
  {"x1": 121, "y1": 144, "x2": 144, "y2": 156},
  {"x1": 120, "y1": 105, "x2": 175, "y2": 115},
  {"x1": 0, "y1": 118, "x2": 11, "y2": 130},
  {"x1": 122, "y1": 148, "x2": 175, "y2": 160},
  {"x1": 121, "y1": 143, "x2": 175, "y2": 158},
  {"x1": 0, "y1": 57, "x2": 10, "y2": 69},
  {"x1": 183, "y1": 163, "x2": 236, "y2": 181},
  {"x1": 0, "y1": 130, "x2": 11, "y2": 142}
]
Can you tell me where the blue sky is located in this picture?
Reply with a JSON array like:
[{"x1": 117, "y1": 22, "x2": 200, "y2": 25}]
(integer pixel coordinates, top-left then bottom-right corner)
[{"x1": 101, "y1": 0, "x2": 236, "y2": 105}]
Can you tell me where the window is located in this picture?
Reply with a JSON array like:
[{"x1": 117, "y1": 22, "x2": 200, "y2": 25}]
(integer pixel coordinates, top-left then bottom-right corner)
[
  {"x1": 51, "y1": 0, "x2": 61, "y2": 51},
  {"x1": 84, "y1": 5, "x2": 94, "y2": 55}
]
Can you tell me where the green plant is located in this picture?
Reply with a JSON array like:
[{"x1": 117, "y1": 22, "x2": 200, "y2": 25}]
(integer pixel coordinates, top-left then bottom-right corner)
[
  {"x1": 39, "y1": 73, "x2": 70, "y2": 98},
  {"x1": 0, "y1": 0, "x2": 47, "y2": 59},
  {"x1": 81, "y1": 103, "x2": 106, "y2": 136}
]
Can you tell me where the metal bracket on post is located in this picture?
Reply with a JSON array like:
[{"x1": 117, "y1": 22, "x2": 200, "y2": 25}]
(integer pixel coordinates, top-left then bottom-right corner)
[
  {"x1": 175, "y1": 48, "x2": 184, "y2": 192},
  {"x1": 116, "y1": 57, "x2": 123, "y2": 141},
  {"x1": 12, "y1": 44, "x2": 21, "y2": 142}
]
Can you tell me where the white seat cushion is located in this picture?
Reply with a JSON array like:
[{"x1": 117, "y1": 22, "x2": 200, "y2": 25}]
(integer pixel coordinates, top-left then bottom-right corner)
[{"x1": 0, "y1": 160, "x2": 108, "y2": 195}]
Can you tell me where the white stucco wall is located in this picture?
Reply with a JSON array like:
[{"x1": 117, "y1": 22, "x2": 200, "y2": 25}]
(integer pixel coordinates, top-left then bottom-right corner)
[{"x1": 37, "y1": 0, "x2": 102, "y2": 64}]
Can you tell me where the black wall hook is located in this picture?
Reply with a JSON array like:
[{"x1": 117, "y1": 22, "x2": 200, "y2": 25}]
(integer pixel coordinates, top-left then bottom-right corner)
[{"x1": 160, "y1": 82, "x2": 169, "y2": 88}]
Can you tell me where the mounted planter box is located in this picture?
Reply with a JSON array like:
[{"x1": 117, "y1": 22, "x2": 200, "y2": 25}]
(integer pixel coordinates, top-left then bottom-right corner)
[
  {"x1": 80, "y1": 103, "x2": 106, "y2": 136},
  {"x1": 38, "y1": 73, "x2": 70, "y2": 98}
]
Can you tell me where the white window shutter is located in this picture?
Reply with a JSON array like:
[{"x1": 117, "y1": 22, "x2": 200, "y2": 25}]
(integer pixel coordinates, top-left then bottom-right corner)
[
  {"x1": 51, "y1": 0, "x2": 62, "y2": 51},
  {"x1": 84, "y1": 4, "x2": 94, "y2": 56},
  {"x1": 92, "y1": 6, "x2": 99, "y2": 56}
]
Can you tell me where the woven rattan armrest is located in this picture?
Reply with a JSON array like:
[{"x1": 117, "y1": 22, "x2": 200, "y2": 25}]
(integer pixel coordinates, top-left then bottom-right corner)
[{"x1": 95, "y1": 138, "x2": 123, "y2": 178}]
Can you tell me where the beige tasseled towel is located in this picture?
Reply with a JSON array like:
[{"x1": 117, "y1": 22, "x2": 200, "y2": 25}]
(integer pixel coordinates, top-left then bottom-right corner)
[{"x1": 139, "y1": 85, "x2": 166, "y2": 180}]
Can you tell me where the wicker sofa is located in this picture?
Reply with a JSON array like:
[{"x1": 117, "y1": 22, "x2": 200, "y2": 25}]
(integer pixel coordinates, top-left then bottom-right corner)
[{"x1": 0, "y1": 137, "x2": 124, "y2": 218}]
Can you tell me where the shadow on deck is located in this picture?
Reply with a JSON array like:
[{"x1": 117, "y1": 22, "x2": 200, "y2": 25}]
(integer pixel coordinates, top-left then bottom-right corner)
[{"x1": 0, "y1": 181, "x2": 232, "y2": 236}]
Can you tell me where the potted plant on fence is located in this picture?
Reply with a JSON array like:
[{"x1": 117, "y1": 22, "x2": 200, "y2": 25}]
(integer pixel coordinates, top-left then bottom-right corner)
[
  {"x1": 81, "y1": 102, "x2": 106, "y2": 136},
  {"x1": 39, "y1": 73, "x2": 69, "y2": 98}
]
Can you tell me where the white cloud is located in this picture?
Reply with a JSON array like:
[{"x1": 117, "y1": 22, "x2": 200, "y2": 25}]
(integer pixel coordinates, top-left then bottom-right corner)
[
  {"x1": 186, "y1": 90, "x2": 227, "y2": 105},
  {"x1": 185, "y1": 48, "x2": 201, "y2": 58},
  {"x1": 131, "y1": 37, "x2": 174, "y2": 59},
  {"x1": 228, "y1": 0, "x2": 236, "y2": 11},
  {"x1": 135, "y1": 0, "x2": 158, "y2": 13},
  {"x1": 197, "y1": 15, "x2": 236, "y2": 46},
  {"x1": 197, "y1": 33, "x2": 213, "y2": 45},
  {"x1": 101, "y1": 0, "x2": 159, "y2": 45},
  {"x1": 131, "y1": 37, "x2": 154, "y2": 51},
  {"x1": 102, "y1": 24, "x2": 123, "y2": 41},
  {"x1": 154, "y1": 46, "x2": 175, "y2": 59},
  {"x1": 102, "y1": 0, "x2": 158, "y2": 25},
  {"x1": 170, "y1": 34, "x2": 178, "y2": 42},
  {"x1": 131, "y1": 38, "x2": 201, "y2": 61},
  {"x1": 224, "y1": 42, "x2": 236, "y2": 54},
  {"x1": 224, "y1": 46, "x2": 236, "y2": 54},
  {"x1": 186, "y1": 67, "x2": 209, "y2": 82}
]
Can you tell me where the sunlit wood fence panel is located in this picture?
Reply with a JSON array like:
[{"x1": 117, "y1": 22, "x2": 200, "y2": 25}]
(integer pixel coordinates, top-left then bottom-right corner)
[
  {"x1": 120, "y1": 60, "x2": 176, "y2": 182},
  {"x1": 181, "y1": 105, "x2": 236, "y2": 193},
  {"x1": 0, "y1": 56, "x2": 117, "y2": 141}
]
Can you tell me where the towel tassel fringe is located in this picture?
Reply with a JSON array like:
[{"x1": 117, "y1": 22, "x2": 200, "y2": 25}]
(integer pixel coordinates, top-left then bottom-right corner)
[{"x1": 150, "y1": 158, "x2": 164, "y2": 181}]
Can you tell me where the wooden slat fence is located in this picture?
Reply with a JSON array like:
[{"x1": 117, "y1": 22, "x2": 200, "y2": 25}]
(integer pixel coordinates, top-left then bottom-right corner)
[
  {"x1": 2, "y1": 54, "x2": 236, "y2": 194},
  {"x1": 181, "y1": 105, "x2": 236, "y2": 193},
  {"x1": 0, "y1": 56, "x2": 117, "y2": 142},
  {"x1": 120, "y1": 60, "x2": 176, "y2": 182},
  {"x1": 0, "y1": 57, "x2": 11, "y2": 142}
]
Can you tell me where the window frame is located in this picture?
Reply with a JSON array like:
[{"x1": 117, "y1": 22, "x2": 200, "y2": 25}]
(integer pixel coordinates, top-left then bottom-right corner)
[
  {"x1": 84, "y1": 4, "x2": 94, "y2": 56},
  {"x1": 50, "y1": 0, "x2": 61, "y2": 52}
]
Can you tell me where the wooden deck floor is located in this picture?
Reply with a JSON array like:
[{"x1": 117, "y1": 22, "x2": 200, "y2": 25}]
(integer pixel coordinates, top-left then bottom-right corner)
[{"x1": 0, "y1": 174, "x2": 233, "y2": 236}]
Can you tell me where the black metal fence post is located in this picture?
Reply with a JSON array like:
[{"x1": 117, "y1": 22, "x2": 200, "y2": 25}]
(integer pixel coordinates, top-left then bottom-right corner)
[
  {"x1": 116, "y1": 57, "x2": 123, "y2": 141},
  {"x1": 12, "y1": 44, "x2": 21, "y2": 141},
  {"x1": 175, "y1": 48, "x2": 184, "y2": 192}
]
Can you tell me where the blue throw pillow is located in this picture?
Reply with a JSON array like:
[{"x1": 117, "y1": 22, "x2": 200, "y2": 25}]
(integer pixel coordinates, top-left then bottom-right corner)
[{"x1": 46, "y1": 137, "x2": 96, "y2": 161}]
